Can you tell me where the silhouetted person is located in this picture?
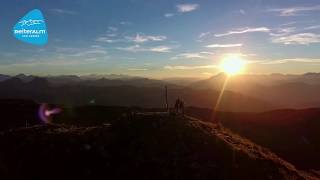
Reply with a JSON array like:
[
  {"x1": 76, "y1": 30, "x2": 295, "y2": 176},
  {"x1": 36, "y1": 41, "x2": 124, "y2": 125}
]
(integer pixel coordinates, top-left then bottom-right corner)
[
  {"x1": 179, "y1": 99, "x2": 185, "y2": 116},
  {"x1": 174, "y1": 98, "x2": 180, "y2": 114},
  {"x1": 174, "y1": 98, "x2": 185, "y2": 115}
]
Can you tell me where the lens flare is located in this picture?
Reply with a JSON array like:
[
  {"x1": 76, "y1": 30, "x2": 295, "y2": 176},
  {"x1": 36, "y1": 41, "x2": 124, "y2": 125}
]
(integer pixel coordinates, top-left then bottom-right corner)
[
  {"x1": 38, "y1": 103, "x2": 61, "y2": 124},
  {"x1": 211, "y1": 76, "x2": 230, "y2": 123},
  {"x1": 211, "y1": 54, "x2": 247, "y2": 122}
]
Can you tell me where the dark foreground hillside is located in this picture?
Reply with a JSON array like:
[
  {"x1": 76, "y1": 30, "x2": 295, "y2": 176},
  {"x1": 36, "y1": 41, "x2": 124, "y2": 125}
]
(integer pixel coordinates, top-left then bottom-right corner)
[
  {"x1": 0, "y1": 114, "x2": 317, "y2": 179},
  {"x1": 186, "y1": 107, "x2": 320, "y2": 170}
]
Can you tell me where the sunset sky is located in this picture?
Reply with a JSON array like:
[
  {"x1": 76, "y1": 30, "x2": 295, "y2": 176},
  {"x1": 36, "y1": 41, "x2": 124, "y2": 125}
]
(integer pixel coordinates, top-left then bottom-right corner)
[{"x1": 0, "y1": 0, "x2": 320, "y2": 78}]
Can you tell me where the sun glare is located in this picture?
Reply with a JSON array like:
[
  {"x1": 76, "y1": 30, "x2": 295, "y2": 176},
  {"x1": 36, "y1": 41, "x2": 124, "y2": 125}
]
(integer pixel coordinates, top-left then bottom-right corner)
[{"x1": 220, "y1": 55, "x2": 246, "y2": 76}]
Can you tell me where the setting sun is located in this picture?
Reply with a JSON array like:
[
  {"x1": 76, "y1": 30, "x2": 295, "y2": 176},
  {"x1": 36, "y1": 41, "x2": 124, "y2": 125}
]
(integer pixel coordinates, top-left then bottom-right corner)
[{"x1": 220, "y1": 55, "x2": 246, "y2": 76}]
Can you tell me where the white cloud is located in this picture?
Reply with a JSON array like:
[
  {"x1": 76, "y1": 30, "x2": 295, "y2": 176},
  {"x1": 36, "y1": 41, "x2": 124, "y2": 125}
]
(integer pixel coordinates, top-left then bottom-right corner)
[
  {"x1": 304, "y1": 25, "x2": 320, "y2": 30},
  {"x1": 96, "y1": 37, "x2": 110, "y2": 43},
  {"x1": 176, "y1": 3, "x2": 199, "y2": 13},
  {"x1": 95, "y1": 27, "x2": 120, "y2": 42},
  {"x1": 106, "y1": 33, "x2": 117, "y2": 37},
  {"x1": 49, "y1": 9, "x2": 77, "y2": 15},
  {"x1": 2, "y1": 58, "x2": 97, "y2": 67},
  {"x1": 117, "y1": 45, "x2": 172, "y2": 53},
  {"x1": 214, "y1": 27, "x2": 270, "y2": 37},
  {"x1": 239, "y1": 9, "x2": 246, "y2": 15},
  {"x1": 164, "y1": 65, "x2": 217, "y2": 70},
  {"x1": 71, "y1": 49, "x2": 107, "y2": 57},
  {"x1": 198, "y1": 32, "x2": 212, "y2": 42},
  {"x1": 199, "y1": 32, "x2": 211, "y2": 39},
  {"x1": 165, "y1": 3, "x2": 199, "y2": 18},
  {"x1": 108, "y1": 26, "x2": 118, "y2": 32},
  {"x1": 271, "y1": 33, "x2": 320, "y2": 45},
  {"x1": 277, "y1": 27, "x2": 296, "y2": 34},
  {"x1": 261, "y1": 58, "x2": 320, "y2": 65},
  {"x1": 91, "y1": 45, "x2": 102, "y2": 48},
  {"x1": 206, "y1": 44, "x2": 243, "y2": 48},
  {"x1": 128, "y1": 68, "x2": 148, "y2": 71},
  {"x1": 127, "y1": 34, "x2": 167, "y2": 43},
  {"x1": 223, "y1": 53, "x2": 255, "y2": 58},
  {"x1": 96, "y1": 32, "x2": 167, "y2": 44},
  {"x1": 55, "y1": 47, "x2": 81, "y2": 53},
  {"x1": 117, "y1": 45, "x2": 142, "y2": 52},
  {"x1": 95, "y1": 37, "x2": 122, "y2": 43},
  {"x1": 149, "y1": 46, "x2": 171, "y2": 52},
  {"x1": 85, "y1": 58, "x2": 98, "y2": 62},
  {"x1": 55, "y1": 46, "x2": 107, "y2": 58},
  {"x1": 171, "y1": 52, "x2": 215, "y2": 60},
  {"x1": 269, "y1": 27, "x2": 296, "y2": 37},
  {"x1": 199, "y1": 51, "x2": 215, "y2": 55},
  {"x1": 171, "y1": 51, "x2": 215, "y2": 60},
  {"x1": 164, "y1": 13, "x2": 175, "y2": 18},
  {"x1": 1, "y1": 46, "x2": 109, "y2": 67},
  {"x1": 120, "y1": 21, "x2": 132, "y2": 25},
  {"x1": 268, "y1": 5, "x2": 320, "y2": 16}
]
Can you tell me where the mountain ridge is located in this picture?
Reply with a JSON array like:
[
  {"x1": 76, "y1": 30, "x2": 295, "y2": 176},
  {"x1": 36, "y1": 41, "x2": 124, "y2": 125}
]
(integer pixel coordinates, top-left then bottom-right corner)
[{"x1": 0, "y1": 114, "x2": 317, "y2": 179}]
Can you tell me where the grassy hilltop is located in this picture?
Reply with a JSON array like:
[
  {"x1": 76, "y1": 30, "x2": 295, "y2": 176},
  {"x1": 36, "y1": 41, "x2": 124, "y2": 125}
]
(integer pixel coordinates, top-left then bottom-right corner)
[{"x1": 0, "y1": 113, "x2": 317, "y2": 179}]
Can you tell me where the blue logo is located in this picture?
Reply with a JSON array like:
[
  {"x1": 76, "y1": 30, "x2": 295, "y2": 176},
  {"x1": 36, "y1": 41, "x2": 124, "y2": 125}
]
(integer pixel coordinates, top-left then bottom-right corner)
[{"x1": 13, "y1": 9, "x2": 48, "y2": 45}]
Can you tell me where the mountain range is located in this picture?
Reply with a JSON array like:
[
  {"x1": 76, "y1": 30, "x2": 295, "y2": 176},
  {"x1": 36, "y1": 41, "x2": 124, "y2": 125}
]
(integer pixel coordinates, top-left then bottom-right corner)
[{"x1": 1, "y1": 73, "x2": 320, "y2": 111}]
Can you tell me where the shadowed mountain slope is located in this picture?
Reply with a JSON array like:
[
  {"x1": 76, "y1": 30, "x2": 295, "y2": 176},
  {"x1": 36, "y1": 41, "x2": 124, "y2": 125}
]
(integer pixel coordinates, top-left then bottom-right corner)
[
  {"x1": 0, "y1": 78, "x2": 275, "y2": 112},
  {"x1": 0, "y1": 114, "x2": 317, "y2": 179},
  {"x1": 191, "y1": 73, "x2": 320, "y2": 109},
  {"x1": 186, "y1": 107, "x2": 320, "y2": 170}
]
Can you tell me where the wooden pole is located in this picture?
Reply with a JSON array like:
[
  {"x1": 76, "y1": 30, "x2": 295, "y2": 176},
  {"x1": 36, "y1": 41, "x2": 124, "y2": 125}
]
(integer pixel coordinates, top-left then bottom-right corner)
[{"x1": 165, "y1": 85, "x2": 168, "y2": 112}]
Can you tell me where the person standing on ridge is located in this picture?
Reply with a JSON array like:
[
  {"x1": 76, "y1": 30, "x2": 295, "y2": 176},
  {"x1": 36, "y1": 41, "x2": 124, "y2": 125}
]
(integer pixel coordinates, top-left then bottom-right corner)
[
  {"x1": 174, "y1": 98, "x2": 185, "y2": 115},
  {"x1": 174, "y1": 98, "x2": 180, "y2": 114}
]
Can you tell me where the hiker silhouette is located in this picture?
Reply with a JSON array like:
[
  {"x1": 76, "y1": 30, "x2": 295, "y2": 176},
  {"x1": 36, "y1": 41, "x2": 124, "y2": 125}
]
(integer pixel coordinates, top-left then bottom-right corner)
[{"x1": 174, "y1": 98, "x2": 185, "y2": 115}]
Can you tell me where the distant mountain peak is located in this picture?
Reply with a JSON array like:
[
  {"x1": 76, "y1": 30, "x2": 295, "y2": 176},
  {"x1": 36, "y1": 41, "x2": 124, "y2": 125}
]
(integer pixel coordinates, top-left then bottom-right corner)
[
  {"x1": 14, "y1": 73, "x2": 35, "y2": 82},
  {"x1": 303, "y1": 72, "x2": 320, "y2": 76}
]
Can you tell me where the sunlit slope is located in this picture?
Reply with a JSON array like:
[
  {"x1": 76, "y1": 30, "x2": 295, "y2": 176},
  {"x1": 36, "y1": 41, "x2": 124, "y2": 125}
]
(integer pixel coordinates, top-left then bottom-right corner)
[{"x1": 0, "y1": 114, "x2": 317, "y2": 179}]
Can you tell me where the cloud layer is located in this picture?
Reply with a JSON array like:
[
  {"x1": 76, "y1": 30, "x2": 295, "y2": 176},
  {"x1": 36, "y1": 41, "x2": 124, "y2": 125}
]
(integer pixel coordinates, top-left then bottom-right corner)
[
  {"x1": 271, "y1": 33, "x2": 320, "y2": 45},
  {"x1": 206, "y1": 44, "x2": 243, "y2": 48},
  {"x1": 176, "y1": 3, "x2": 199, "y2": 13},
  {"x1": 164, "y1": 65, "x2": 216, "y2": 70},
  {"x1": 214, "y1": 27, "x2": 270, "y2": 37},
  {"x1": 269, "y1": 5, "x2": 320, "y2": 16}
]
